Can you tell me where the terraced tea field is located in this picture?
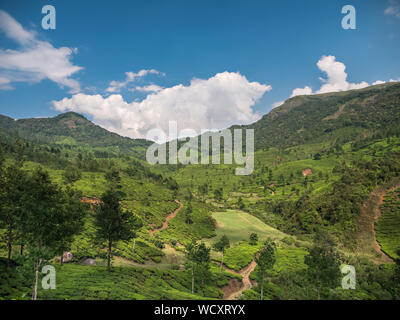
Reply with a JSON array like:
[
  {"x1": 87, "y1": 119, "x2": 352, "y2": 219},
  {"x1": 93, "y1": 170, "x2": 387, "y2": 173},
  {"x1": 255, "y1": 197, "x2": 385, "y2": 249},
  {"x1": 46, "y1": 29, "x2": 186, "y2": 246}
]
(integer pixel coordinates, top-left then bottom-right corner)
[{"x1": 376, "y1": 188, "x2": 400, "y2": 259}]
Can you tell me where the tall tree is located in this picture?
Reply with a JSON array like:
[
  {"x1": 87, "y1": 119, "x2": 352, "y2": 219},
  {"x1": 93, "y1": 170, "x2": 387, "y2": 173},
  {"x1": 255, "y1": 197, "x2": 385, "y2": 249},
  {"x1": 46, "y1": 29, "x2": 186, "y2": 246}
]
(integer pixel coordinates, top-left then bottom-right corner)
[
  {"x1": 0, "y1": 164, "x2": 27, "y2": 267},
  {"x1": 185, "y1": 241, "x2": 211, "y2": 294},
  {"x1": 55, "y1": 186, "x2": 87, "y2": 265},
  {"x1": 185, "y1": 202, "x2": 193, "y2": 224},
  {"x1": 18, "y1": 167, "x2": 86, "y2": 300},
  {"x1": 255, "y1": 238, "x2": 276, "y2": 300},
  {"x1": 304, "y1": 231, "x2": 341, "y2": 300},
  {"x1": 95, "y1": 189, "x2": 140, "y2": 274},
  {"x1": 213, "y1": 235, "x2": 230, "y2": 272}
]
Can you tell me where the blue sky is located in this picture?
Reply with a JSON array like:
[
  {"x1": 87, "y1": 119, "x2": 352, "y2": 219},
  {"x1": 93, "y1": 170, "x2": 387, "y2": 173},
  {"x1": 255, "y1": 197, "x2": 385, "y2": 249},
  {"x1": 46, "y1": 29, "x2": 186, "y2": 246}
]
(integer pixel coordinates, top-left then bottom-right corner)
[{"x1": 0, "y1": 0, "x2": 399, "y2": 139}]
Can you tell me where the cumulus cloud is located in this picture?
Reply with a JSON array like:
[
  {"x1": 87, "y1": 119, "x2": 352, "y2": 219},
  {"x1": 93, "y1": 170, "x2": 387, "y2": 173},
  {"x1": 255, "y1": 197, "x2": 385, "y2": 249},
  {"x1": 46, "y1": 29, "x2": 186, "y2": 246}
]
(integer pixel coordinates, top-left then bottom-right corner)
[
  {"x1": 272, "y1": 55, "x2": 399, "y2": 109},
  {"x1": 315, "y1": 55, "x2": 369, "y2": 93},
  {"x1": 372, "y1": 80, "x2": 386, "y2": 85},
  {"x1": 105, "y1": 69, "x2": 164, "y2": 93},
  {"x1": 287, "y1": 55, "x2": 372, "y2": 99},
  {"x1": 53, "y1": 71, "x2": 271, "y2": 142},
  {"x1": 0, "y1": 10, "x2": 82, "y2": 92},
  {"x1": 291, "y1": 86, "x2": 312, "y2": 97},
  {"x1": 385, "y1": 0, "x2": 400, "y2": 19}
]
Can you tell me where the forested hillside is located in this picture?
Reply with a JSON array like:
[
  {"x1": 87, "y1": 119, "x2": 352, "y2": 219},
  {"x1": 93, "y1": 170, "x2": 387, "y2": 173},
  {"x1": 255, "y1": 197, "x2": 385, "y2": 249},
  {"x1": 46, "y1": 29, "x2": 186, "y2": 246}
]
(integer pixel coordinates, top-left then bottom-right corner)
[
  {"x1": 243, "y1": 82, "x2": 400, "y2": 150},
  {"x1": 0, "y1": 112, "x2": 152, "y2": 159}
]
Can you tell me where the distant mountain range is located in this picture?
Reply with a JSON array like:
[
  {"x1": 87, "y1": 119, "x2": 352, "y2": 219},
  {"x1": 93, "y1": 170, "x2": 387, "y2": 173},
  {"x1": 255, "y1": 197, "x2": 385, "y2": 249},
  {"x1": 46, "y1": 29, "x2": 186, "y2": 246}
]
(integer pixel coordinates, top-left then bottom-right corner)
[{"x1": 1, "y1": 82, "x2": 399, "y2": 156}]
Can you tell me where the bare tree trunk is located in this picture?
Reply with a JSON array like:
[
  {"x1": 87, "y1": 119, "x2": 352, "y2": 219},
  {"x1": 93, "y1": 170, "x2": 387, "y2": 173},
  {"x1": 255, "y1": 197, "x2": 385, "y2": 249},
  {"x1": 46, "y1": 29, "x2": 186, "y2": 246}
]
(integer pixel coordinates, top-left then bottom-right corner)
[
  {"x1": 132, "y1": 239, "x2": 136, "y2": 254},
  {"x1": 107, "y1": 239, "x2": 112, "y2": 274},
  {"x1": 317, "y1": 287, "x2": 320, "y2": 300},
  {"x1": 7, "y1": 228, "x2": 12, "y2": 265},
  {"x1": 191, "y1": 263, "x2": 195, "y2": 294},
  {"x1": 20, "y1": 244, "x2": 24, "y2": 256},
  {"x1": 32, "y1": 259, "x2": 42, "y2": 300},
  {"x1": 220, "y1": 251, "x2": 224, "y2": 272},
  {"x1": 60, "y1": 254, "x2": 64, "y2": 266},
  {"x1": 260, "y1": 271, "x2": 264, "y2": 300}
]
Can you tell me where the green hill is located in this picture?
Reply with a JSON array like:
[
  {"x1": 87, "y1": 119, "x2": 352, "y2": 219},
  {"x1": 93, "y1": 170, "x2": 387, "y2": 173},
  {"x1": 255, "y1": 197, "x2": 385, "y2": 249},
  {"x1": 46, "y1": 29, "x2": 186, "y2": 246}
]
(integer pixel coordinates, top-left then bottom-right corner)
[
  {"x1": 0, "y1": 112, "x2": 152, "y2": 159},
  {"x1": 243, "y1": 82, "x2": 400, "y2": 150}
]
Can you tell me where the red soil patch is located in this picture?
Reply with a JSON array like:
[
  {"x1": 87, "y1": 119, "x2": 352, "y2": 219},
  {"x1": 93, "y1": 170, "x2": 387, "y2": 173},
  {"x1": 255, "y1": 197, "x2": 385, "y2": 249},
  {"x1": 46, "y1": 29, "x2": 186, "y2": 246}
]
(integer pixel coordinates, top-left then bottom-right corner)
[
  {"x1": 221, "y1": 260, "x2": 257, "y2": 300},
  {"x1": 80, "y1": 197, "x2": 101, "y2": 206},
  {"x1": 302, "y1": 168, "x2": 313, "y2": 177}
]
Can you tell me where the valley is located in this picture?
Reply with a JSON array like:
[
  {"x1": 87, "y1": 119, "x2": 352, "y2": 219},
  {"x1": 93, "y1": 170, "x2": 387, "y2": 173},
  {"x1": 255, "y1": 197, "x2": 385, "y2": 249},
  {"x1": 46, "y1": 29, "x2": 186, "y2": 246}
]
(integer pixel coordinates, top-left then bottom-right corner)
[{"x1": 1, "y1": 83, "x2": 400, "y2": 300}]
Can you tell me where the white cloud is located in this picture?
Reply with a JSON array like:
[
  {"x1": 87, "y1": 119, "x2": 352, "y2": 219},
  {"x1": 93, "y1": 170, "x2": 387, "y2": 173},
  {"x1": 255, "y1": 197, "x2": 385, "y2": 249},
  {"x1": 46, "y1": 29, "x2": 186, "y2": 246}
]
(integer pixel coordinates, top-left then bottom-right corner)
[
  {"x1": 291, "y1": 86, "x2": 312, "y2": 97},
  {"x1": 372, "y1": 80, "x2": 386, "y2": 85},
  {"x1": 0, "y1": 10, "x2": 82, "y2": 92},
  {"x1": 371, "y1": 78, "x2": 400, "y2": 85},
  {"x1": 274, "y1": 55, "x2": 398, "y2": 108},
  {"x1": 105, "y1": 69, "x2": 164, "y2": 93},
  {"x1": 288, "y1": 55, "x2": 370, "y2": 98},
  {"x1": 0, "y1": 76, "x2": 12, "y2": 90},
  {"x1": 272, "y1": 101, "x2": 284, "y2": 108},
  {"x1": 385, "y1": 0, "x2": 400, "y2": 19},
  {"x1": 53, "y1": 71, "x2": 271, "y2": 141},
  {"x1": 130, "y1": 84, "x2": 164, "y2": 93},
  {"x1": 316, "y1": 55, "x2": 369, "y2": 94}
]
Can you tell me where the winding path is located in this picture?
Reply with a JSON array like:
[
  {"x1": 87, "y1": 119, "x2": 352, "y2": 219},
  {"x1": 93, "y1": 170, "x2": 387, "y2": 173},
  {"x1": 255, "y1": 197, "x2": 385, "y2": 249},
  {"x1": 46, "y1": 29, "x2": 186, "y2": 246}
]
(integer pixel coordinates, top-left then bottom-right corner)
[
  {"x1": 221, "y1": 260, "x2": 257, "y2": 300},
  {"x1": 148, "y1": 200, "x2": 183, "y2": 237}
]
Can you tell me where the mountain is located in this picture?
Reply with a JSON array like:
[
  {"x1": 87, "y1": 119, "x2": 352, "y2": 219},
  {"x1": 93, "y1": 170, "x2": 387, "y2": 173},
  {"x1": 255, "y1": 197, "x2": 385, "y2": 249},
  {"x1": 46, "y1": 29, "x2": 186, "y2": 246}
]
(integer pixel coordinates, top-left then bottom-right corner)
[
  {"x1": 241, "y1": 82, "x2": 400, "y2": 150},
  {"x1": 0, "y1": 112, "x2": 152, "y2": 158}
]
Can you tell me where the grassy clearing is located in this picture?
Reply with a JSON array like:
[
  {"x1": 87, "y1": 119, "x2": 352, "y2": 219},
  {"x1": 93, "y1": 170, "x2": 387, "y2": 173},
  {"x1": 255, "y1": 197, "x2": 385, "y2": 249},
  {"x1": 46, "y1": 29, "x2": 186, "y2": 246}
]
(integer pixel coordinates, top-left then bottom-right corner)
[{"x1": 211, "y1": 210, "x2": 286, "y2": 245}]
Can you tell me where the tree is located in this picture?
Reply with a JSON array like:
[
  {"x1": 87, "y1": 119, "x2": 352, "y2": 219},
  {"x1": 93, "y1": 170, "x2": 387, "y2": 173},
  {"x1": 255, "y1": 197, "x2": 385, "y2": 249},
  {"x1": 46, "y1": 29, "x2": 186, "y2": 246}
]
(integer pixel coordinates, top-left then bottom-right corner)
[
  {"x1": 18, "y1": 167, "x2": 86, "y2": 299},
  {"x1": 185, "y1": 202, "x2": 193, "y2": 224},
  {"x1": 214, "y1": 187, "x2": 223, "y2": 201},
  {"x1": 304, "y1": 232, "x2": 342, "y2": 299},
  {"x1": 0, "y1": 164, "x2": 27, "y2": 266},
  {"x1": 268, "y1": 169, "x2": 273, "y2": 181},
  {"x1": 105, "y1": 168, "x2": 121, "y2": 187},
  {"x1": 185, "y1": 241, "x2": 211, "y2": 294},
  {"x1": 313, "y1": 152, "x2": 322, "y2": 160},
  {"x1": 249, "y1": 233, "x2": 258, "y2": 245},
  {"x1": 185, "y1": 188, "x2": 193, "y2": 202},
  {"x1": 95, "y1": 189, "x2": 140, "y2": 274},
  {"x1": 213, "y1": 235, "x2": 230, "y2": 272},
  {"x1": 237, "y1": 197, "x2": 245, "y2": 210},
  {"x1": 255, "y1": 238, "x2": 276, "y2": 300},
  {"x1": 54, "y1": 186, "x2": 87, "y2": 265},
  {"x1": 198, "y1": 183, "x2": 208, "y2": 202},
  {"x1": 62, "y1": 166, "x2": 82, "y2": 185}
]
